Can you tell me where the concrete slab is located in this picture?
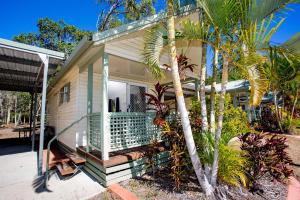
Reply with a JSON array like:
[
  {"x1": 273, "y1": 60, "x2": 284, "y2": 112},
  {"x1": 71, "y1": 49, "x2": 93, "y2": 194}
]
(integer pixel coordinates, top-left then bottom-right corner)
[{"x1": 0, "y1": 144, "x2": 105, "y2": 200}]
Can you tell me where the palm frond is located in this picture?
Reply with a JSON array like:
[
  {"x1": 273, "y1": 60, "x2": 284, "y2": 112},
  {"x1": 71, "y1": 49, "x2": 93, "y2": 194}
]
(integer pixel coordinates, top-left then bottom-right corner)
[
  {"x1": 241, "y1": 14, "x2": 284, "y2": 51},
  {"x1": 281, "y1": 32, "x2": 300, "y2": 56},
  {"x1": 180, "y1": 19, "x2": 211, "y2": 41},
  {"x1": 142, "y1": 24, "x2": 167, "y2": 78},
  {"x1": 235, "y1": 53, "x2": 269, "y2": 106},
  {"x1": 198, "y1": 0, "x2": 240, "y2": 32},
  {"x1": 241, "y1": 0, "x2": 298, "y2": 26}
]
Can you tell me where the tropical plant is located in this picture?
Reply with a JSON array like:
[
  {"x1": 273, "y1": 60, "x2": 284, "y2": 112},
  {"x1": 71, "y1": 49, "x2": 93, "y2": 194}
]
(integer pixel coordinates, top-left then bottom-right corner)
[
  {"x1": 142, "y1": 0, "x2": 298, "y2": 195},
  {"x1": 163, "y1": 54, "x2": 197, "y2": 79},
  {"x1": 145, "y1": 82, "x2": 170, "y2": 126},
  {"x1": 239, "y1": 132, "x2": 293, "y2": 191},
  {"x1": 193, "y1": 132, "x2": 248, "y2": 187},
  {"x1": 264, "y1": 43, "x2": 300, "y2": 132},
  {"x1": 165, "y1": 0, "x2": 214, "y2": 196},
  {"x1": 218, "y1": 144, "x2": 248, "y2": 187},
  {"x1": 162, "y1": 118, "x2": 188, "y2": 189}
]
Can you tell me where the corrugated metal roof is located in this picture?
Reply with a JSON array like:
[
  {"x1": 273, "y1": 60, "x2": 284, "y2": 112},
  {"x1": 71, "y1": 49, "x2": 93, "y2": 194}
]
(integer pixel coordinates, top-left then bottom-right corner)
[{"x1": 0, "y1": 38, "x2": 65, "y2": 92}]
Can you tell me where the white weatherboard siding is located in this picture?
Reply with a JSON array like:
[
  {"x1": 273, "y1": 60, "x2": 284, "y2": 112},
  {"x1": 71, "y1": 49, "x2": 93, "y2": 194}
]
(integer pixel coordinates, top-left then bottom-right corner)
[
  {"x1": 47, "y1": 54, "x2": 159, "y2": 150},
  {"x1": 47, "y1": 66, "x2": 79, "y2": 149}
]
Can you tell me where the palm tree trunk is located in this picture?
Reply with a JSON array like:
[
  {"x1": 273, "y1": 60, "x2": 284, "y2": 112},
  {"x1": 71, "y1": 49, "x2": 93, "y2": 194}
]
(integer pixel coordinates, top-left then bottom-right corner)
[
  {"x1": 200, "y1": 44, "x2": 209, "y2": 131},
  {"x1": 167, "y1": 0, "x2": 213, "y2": 196},
  {"x1": 274, "y1": 91, "x2": 284, "y2": 133},
  {"x1": 291, "y1": 88, "x2": 298, "y2": 120},
  {"x1": 210, "y1": 54, "x2": 229, "y2": 186},
  {"x1": 210, "y1": 47, "x2": 218, "y2": 134},
  {"x1": 289, "y1": 89, "x2": 298, "y2": 131}
]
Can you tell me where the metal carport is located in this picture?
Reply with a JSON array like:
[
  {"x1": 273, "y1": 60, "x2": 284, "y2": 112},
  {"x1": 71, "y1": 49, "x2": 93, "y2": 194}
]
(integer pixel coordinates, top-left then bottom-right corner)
[{"x1": 0, "y1": 38, "x2": 65, "y2": 176}]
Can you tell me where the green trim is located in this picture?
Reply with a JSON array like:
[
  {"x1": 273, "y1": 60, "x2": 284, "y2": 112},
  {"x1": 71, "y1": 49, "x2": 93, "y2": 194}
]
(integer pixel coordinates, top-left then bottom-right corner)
[
  {"x1": 101, "y1": 52, "x2": 110, "y2": 160},
  {"x1": 83, "y1": 151, "x2": 170, "y2": 187},
  {"x1": 87, "y1": 63, "x2": 93, "y2": 152}
]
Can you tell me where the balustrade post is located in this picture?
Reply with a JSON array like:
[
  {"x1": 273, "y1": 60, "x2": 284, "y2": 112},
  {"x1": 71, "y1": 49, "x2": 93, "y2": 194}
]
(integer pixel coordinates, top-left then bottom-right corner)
[{"x1": 101, "y1": 52, "x2": 110, "y2": 160}]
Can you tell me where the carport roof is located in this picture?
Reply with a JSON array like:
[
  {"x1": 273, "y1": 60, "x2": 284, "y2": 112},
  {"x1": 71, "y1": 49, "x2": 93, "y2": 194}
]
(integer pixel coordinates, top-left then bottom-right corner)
[{"x1": 0, "y1": 38, "x2": 65, "y2": 92}]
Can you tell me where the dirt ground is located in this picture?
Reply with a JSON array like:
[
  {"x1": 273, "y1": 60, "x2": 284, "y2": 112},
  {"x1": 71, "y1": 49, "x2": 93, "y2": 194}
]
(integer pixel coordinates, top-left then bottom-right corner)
[
  {"x1": 284, "y1": 135, "x2": 300, "y2": 180},
  {"x1": 0, "y1": 127, "x2": 21, "y2": 139}
]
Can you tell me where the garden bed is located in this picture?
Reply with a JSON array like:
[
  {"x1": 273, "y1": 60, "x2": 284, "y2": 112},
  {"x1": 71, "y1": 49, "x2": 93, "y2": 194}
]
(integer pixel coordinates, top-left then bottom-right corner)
[{"x1": 116, "y1": 170, "x2": 287, "y2": 200}]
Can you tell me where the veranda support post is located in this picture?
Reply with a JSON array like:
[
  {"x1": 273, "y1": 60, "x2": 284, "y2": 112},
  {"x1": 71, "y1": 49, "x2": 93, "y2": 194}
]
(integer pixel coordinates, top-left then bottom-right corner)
[
  {"x1": 37, "y1": 53, "x2": 49, "y2": 176},
  {"x1": 86, "y1": 63, "x2": 93, "y2": 153},
  {"x1": 101, "y1": 52, "x2": 110, "y2": 160}
]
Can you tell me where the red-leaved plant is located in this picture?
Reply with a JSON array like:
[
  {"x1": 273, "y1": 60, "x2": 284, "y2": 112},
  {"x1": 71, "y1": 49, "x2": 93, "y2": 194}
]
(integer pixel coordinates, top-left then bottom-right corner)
[
  {"x1": 239, "y1": 132, "x2": 293, "y2": 191},
  {"x1": 163, "y1": 54, "x2": 197, "y2": 78},
  {"x1": 145, "y1": 82, "x2": 170, "y2": 127}
]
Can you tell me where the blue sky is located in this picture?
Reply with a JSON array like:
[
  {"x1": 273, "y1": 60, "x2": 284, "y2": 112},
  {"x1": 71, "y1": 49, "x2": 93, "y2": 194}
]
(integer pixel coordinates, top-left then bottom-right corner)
[
  {"x1": 0, "y1": 0, "x2": 299, "y2": 74},
  {"x1": 1, "y1": 1, "x2": 299, "y2": 42}
]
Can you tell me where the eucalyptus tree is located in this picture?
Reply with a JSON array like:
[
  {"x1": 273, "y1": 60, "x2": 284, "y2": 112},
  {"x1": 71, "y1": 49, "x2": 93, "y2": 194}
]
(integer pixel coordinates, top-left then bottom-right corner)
[
  {"x1": 97, "y1": 0, "x2": 157, "y2": 31},
  {"x1": 14, "y1": 18, "x2": 91, "y2": 55}
]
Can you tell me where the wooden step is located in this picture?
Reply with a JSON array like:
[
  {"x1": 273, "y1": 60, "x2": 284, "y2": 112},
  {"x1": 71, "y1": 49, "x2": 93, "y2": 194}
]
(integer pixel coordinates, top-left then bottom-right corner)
[
  {"x1": 66, "y1": 152, "x2": 86, "y2": 164},
  {"x1": 56, "y1": 161, "x2": 76, "y2": 176}
]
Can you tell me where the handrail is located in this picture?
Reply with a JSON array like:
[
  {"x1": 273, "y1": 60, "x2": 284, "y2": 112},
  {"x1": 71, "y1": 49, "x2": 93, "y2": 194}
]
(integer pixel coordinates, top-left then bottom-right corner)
[{"x1": 45, "y1": 114, "x2": 89, "y2": 187}]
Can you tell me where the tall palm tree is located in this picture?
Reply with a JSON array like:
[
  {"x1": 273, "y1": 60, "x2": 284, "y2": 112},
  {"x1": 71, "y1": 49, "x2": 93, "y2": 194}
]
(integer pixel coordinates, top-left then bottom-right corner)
[
  {"x1": 144, "y1": 0, "x2": 214, "y2": 196},
  {"x1": 210, "y1": 0, "x2": 297, "y2": 185},
  {"x1": 210, "y1": 33, "x2": 220, "y2": 134}
]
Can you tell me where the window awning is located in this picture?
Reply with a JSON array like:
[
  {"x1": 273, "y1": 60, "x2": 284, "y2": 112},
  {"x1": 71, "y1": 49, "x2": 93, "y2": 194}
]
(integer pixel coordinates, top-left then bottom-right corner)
[{"x1": 0, "y1": 38, "x2": 65, "y2": 92}]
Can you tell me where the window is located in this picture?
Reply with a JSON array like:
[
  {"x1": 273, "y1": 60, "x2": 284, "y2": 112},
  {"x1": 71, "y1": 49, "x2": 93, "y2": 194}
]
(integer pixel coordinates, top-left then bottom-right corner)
[{"x1": 59, "y1": 83, "x2": 70, "y2": 105}]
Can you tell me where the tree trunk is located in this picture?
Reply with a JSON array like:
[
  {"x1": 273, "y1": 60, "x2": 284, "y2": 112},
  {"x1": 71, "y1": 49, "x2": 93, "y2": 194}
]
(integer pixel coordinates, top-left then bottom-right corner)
[
  {"x1": 6, "y1": 106, "x2": 11, "y2": 125},
  {"x1": 291, "y1": 89, "x2": 298, "y2": 120},
  {"x1": 166, "y1": 0, "x2": 213, "y2": 196},
  {"x1": 274, "y1": 91, "x2": 284, "y2": 133},
  {"x1": 289, "y1": 89, "x2": 298, "y2": 131},
  {"x1": 210, "y1": 54, "x2": 229, "y2": 186},
  {"x1": 200, "y1": 44, "x2": 209, "y2": 132},
  {"x1": 14, "y1": 96, "x2": 17, "y2": 127},
  {"x1": 210, "y1": 47, "x2": 218, "y2": 134}
]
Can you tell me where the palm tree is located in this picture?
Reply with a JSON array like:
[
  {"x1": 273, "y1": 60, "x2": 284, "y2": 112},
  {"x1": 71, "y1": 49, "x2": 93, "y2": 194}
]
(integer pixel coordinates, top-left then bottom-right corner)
[
  {"x1": 210, "y1": 0, "x2": 297, "y2": 185},
  {"x1": 165, "y1": 0, "x2": 214, "y2": 196},
  {"x1": 143, "y1": 0, "x2": 297, "y2": 192}
]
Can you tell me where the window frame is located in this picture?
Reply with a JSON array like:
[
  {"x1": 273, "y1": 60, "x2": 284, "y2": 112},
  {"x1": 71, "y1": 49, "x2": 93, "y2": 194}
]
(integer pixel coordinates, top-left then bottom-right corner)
[{"x1": 59, "y1": 82, "x2": 70, "y2": 105}]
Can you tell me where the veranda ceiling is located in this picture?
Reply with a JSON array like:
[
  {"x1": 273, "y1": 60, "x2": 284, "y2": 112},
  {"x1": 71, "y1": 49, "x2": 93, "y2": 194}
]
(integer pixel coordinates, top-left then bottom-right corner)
[{"x1": 0, "y1": 38, "x2": 65, "y2": 92}]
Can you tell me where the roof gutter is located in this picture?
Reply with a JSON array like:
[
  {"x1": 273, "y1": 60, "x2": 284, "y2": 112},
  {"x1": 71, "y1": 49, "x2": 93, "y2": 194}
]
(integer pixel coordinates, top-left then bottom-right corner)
[{"x1": 92, "y1": 4, "x2": 197, "y2": 45}]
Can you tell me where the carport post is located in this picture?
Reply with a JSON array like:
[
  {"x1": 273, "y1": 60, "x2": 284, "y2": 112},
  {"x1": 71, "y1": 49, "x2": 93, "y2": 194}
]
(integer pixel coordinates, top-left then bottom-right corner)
[
  {"x1": 37, "y1": 54, "x2": 49, "y2": 176},
  {"x1": 31, "y1": 92, "x2": 37, "y2": 151},
  {"x1": 29, "y1": 92, "x2": 33, "y2": 136}
]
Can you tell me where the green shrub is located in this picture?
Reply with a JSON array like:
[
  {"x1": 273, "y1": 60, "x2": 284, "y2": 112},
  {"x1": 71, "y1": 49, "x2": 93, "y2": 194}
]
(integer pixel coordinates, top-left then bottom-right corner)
[
  {"x1": 190, "y1": 95, "x2": 250, "y2": 187},
  {"x1": 218, "y1": 144, "x2": 248, "y2": 187},
  {"x1": 194, "y1": 132, "x2": 248, "y2": 187},
  {"x1": 215, "y1": 94, "x2": 251, "y2": 144},
  {"x1": 191, "y1": 94, "x2": 251, "y2": 143}
]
